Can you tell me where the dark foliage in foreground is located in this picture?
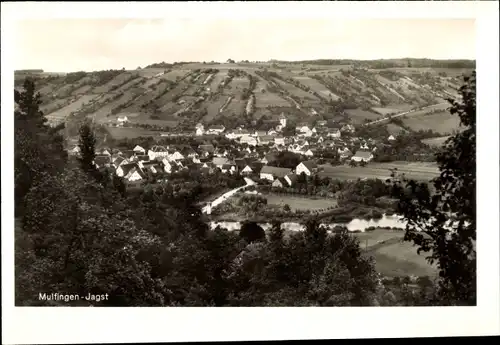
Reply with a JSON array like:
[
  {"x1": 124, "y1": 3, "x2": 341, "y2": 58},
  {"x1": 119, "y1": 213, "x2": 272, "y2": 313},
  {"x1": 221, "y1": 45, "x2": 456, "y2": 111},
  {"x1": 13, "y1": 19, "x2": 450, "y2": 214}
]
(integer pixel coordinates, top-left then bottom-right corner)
[
  {"x1": 389, "y1": 72, "x2": 476, "y2": 305},
  {"x1": 14, "y1": 73, "x2": 476, "y2": 306}
]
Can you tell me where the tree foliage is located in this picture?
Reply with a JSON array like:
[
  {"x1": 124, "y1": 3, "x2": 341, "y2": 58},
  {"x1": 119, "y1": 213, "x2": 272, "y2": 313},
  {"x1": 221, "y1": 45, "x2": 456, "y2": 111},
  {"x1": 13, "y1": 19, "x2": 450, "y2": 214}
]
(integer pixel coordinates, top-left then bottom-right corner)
[{"x1": 389, "y1": 71, "x2": 476, "y2": 305}]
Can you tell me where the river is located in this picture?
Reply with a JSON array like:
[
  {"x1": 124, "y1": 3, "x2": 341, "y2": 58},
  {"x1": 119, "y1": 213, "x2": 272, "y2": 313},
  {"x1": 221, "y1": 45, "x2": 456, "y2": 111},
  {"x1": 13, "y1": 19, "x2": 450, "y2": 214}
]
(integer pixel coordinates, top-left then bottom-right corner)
[{"x1": 209, "y1": 214, "x2": 407, "y2": 232}]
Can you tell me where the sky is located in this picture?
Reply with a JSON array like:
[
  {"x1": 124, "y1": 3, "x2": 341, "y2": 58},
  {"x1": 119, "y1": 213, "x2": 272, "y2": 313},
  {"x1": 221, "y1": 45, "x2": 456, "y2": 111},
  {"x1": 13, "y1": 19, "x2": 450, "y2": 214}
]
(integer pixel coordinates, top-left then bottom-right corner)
[{"x1": 13, "y1": 18, "x2": 476, "y2": 72}]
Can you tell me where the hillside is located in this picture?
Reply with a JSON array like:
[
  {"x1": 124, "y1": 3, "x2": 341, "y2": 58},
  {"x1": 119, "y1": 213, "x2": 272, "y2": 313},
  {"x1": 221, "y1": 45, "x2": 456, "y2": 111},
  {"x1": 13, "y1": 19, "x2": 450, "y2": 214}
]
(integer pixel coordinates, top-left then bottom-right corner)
[{"x1": 15, "y1": 60, "x2": 473, "y2": 138}]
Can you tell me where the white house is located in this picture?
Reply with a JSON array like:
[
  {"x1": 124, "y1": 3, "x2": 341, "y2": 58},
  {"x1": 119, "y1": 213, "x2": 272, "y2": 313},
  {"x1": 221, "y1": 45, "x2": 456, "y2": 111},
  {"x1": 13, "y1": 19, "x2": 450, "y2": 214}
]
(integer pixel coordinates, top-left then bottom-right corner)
[
  {"x1": 303, "y1": 149, "x2": 314, "y2": 157},
  {"x1": 207, "y1": 125, "x2": 225, "y2": 135},
  {"x1": 169, "y1": 151, "x2": 185, "y2": 161},
  {"x1": 195, "y1": 123, "x2": 205, "y2": 136},
  {"x1": 295, "y1": 160, "x2": 318, "y2": 176},
  {"x1": 274, "y1": 136, "x2": 285, "y2": 146},
  {"x1": 327, "y1": 128, "x2": 341, "y2": 138},
  {"x1": 240, "y1": 135, "x2": 258, "y2": 147},
  {"x1": 284, "y1": 174, "x2": 298, "y2": 187},
  {"x1": 259, "y1": 166, "x2": 292, "y2": 182},
  {"x1": 279, "y1": 113, "x2": 287, "y2": 128},
  {"x1": 133, "y1": 145, "x2": 146, "y2": 154},
  {"x1": 351, "y1": 150, "x2": 374, "y2": 163},
  {"x1": 117, "y1": 116, "x2": 129, "y2": 126},
  {"x1": 388, "y1": 135, "x2": 396, "y2": 141},
  {"x1": 116, "y1": 163, "x2": 145, "y2": 181},
  {"x1": 148, "y1": 145, "x2": 169, "y2": 160},
  {"x1": 161, "y1": 158, "x2": 173, "y2": 173},
  {"x1": 241, "y1": 165, "x2": 254, "y2": 174}
]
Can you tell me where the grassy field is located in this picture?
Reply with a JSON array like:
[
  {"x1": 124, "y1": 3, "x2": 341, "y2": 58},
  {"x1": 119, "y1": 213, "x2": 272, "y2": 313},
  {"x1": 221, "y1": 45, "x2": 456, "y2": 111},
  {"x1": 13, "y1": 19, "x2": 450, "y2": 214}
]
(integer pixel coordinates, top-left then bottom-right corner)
[
  {"x1": 264, "y1": 193, "x2": 338, "y2": 211},
  {"x1": 352, "y1": 229, "x2": 438, "y2": 277},
  {"x1": 45, "y1": 95, "x2": 99, "y2": 120},
  {"x1": 345, "y1": 109, "x2": 382, "y2": 124},
  {"x1": 105, "y1": 126, "x2": 163, "y2": 139},
  {"x1": 353, "y1": 229, "x2": 405, "y2": 248},
  {"x1": 293, "y1": 76, "x2": 340, "y2": 100},
  {"x1": 367, "y1": 241, "x2": 438, "y2": 277},
  {"x1": 319, "y1": 161, "x2": 439, "y2": 181},
  {"x1": 402, "y1": 111, "x2": 461, "y2": 134},
  {"x1": 422, "y1": 136, "x2": 450, "y2": 147}
]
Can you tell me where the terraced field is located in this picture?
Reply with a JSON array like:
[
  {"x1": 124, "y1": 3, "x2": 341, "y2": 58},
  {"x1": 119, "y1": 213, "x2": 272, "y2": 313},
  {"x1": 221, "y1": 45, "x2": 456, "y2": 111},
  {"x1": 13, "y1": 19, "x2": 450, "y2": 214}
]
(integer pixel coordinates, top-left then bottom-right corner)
[{"x1": 20, "y1": 61, "x2": 472, "y2": 136}]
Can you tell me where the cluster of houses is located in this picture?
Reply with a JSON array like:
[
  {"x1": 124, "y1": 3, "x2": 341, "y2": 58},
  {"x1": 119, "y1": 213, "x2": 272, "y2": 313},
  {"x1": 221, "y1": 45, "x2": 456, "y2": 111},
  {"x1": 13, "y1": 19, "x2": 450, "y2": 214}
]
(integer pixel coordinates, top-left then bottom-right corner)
[{"x1": 67, "y1": 113, "x2": 397, "y2": 185}]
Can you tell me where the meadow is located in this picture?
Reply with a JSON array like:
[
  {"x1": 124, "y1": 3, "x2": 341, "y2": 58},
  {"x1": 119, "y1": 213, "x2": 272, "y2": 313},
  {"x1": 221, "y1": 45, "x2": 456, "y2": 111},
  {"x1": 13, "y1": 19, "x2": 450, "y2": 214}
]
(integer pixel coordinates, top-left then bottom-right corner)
[
  {"x1": 264, "y1": 193, "x2": 338, "y2": 211},
  {"x1": 318, "y1": 161, "x2": 439, "y2": 182}
]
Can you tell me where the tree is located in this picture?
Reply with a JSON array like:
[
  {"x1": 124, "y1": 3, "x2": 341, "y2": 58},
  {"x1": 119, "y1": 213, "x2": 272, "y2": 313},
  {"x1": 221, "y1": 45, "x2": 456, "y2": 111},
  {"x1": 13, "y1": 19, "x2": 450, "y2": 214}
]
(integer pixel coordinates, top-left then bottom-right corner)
[
  {"x1": 349, "y1": 160, "x2": 357, "y2": 167},
  {"x1": 77, "y1": 121, "x2": 97, "y2": 173},
  {"x1": 15, "y1": 78, "x2": 67, "y2": 215},
  {"x1": 359, "y1": 160, "x2": 367, "y2": 167},
  {"x1": 239, "y1": 222, "x2": 266, "y2": 243},
  {"x1": 389, "y1": 71, "x2": 476, "y2": 305},
  {"x1": 283, "y1": 204, "x2": 291, "y2": 212}
]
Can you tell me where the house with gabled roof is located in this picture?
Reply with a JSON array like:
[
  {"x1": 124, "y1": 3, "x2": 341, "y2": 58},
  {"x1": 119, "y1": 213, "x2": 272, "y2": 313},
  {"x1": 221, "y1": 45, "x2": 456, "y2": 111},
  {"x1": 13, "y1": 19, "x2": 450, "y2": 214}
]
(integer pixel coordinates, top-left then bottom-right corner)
[
  {"x1": 259, "y1": 166, "x2": 293, "y2": 182},
  {"x1": 116, "y1": 163, "x2": 146, "y2": 181},
  {"x1": 212, "y1": 157, "x2": 231, "y2": 169},
  {"x1": 295, "y1": 160, "x2": 318, "y2": 176},
  {"x1": 351, "y1": 150, "x2": 374, "y2": 163},
  {"x1": 148, "y1": 145, "x2": 169, "y2": 160},
  {"x1": 133, "y1": 145, "x2": 146, "y2": 154},
  {"x1": 240, "y1": 135, "x2": 258, "y2": 146},
  {"x1": 284, "y1": 174, "x2": 298, "y2": 187},
  {"x1": 272, "y1": 178, "x2": 285, "y2": 188},
  {"x1": 258, "y1": 135, "x2": 274, "y2": 146},
  {"x1": 207, "y1": 125, "x2": 225, "y2": 135}
]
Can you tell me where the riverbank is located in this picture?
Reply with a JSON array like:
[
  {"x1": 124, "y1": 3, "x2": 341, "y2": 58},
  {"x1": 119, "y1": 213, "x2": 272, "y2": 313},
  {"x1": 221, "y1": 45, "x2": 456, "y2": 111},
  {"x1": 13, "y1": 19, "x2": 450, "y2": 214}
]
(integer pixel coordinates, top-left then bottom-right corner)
[{"x1": 208, "y1": 214, "x2": 407, "y2": 232}]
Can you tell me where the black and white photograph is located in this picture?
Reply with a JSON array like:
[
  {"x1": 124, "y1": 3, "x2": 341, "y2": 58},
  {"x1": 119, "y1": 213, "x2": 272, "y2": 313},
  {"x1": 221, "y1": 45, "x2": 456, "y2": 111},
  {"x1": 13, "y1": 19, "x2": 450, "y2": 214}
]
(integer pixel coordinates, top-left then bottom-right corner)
[{"x1": 2, "y1": 1, "x2": 499, "y2": 343}]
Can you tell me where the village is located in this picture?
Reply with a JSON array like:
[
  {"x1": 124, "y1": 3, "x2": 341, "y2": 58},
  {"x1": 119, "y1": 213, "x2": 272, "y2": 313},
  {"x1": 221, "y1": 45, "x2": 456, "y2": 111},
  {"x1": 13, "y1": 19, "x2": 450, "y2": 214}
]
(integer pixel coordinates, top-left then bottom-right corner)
[{"x1": 68, "y1": 113, "x2": 397, "y2": 188}]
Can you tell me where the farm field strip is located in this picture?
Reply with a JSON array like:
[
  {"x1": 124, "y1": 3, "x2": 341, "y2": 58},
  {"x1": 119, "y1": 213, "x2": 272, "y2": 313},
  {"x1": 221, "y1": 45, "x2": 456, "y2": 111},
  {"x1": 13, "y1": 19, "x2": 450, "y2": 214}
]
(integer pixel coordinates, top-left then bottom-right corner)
[
  {"x1": 318, "y1": 163, "x2": 439, "y2": 181},
  {"x1": 45, "y1": 95, "x2": 99, "y2": 119},
  {"x1": 264, "y1": 193, "x2": 338, "y2": 211},
  {"x1": 422, "y1": 136, "x2": 450, "y2": 147},
  {"x1": 91, "y1": 72, "x2": 136, "y2": 94},
  {"x1": 292, "y1": 76, "x2": 340, "y2": 100},
  {"x1": 105, "y1": 126, "x2": 164, "y2": 139},
  {"x1": 254, "y1": 79, "x2": 290, "y2": 107},
  {"x1": 273, "y1": 78, "x2": 320, "y2": 102}
]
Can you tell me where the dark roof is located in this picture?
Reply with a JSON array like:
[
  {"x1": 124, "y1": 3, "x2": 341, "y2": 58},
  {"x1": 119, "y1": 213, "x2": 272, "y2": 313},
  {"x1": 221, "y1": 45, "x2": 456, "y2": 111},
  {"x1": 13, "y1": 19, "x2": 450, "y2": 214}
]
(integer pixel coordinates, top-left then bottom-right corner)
[
  {"x1": 94, "y1": 156, "x2": 111, "y2": 166},
  {"x1": 136, "y1": 155, "x2": 149, "y2": 161},
  {"x1": 122, "y1": 150, "x2": 136, "y2": 157},
  {"x1": 234, "y1": 158, "x2": 249, "y2": 169},
  {"x1": 353, "y1": 150, "x2": 372, "y2": 159},
  {"x1": 285, "y1": 174, "x2": 298, "y2": 183},
  {"x1": 209, "y1": 125, "x2": 225, "y2": 130},
  {"x1": 260, "y1": 166, "x2": 292, "y2": 178},
  {"x1": 265, "y1": 152, "x2": 278, "y2": 162},
  {"x1": 300, "y1": 160, "x2": 318, "y2": 170}
]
